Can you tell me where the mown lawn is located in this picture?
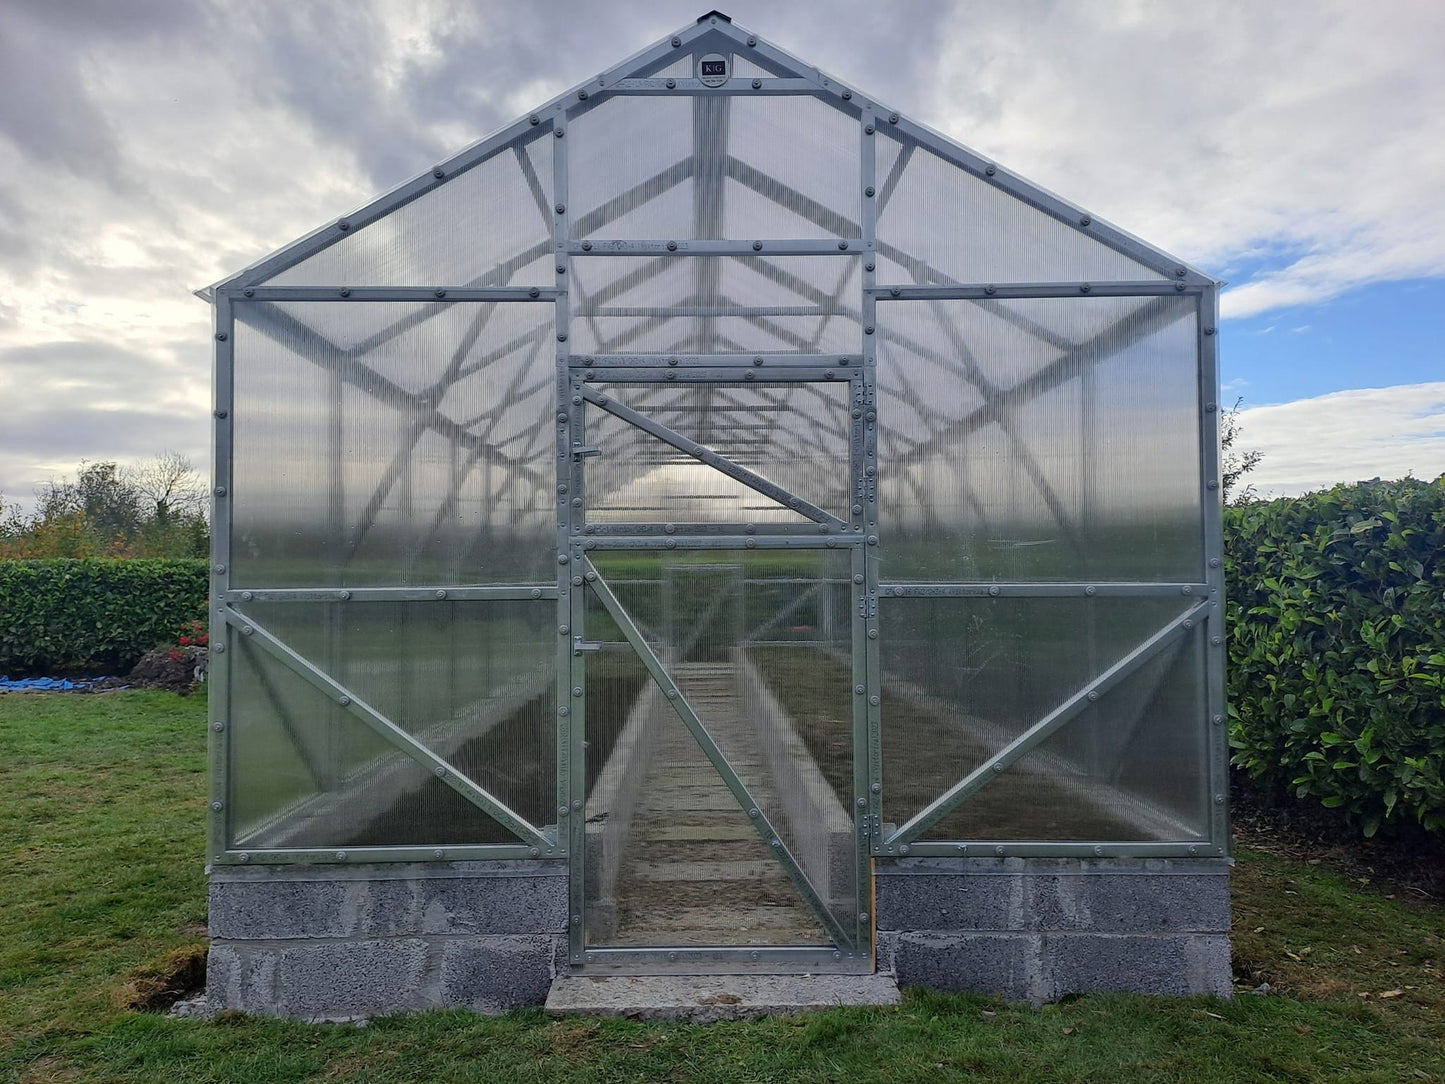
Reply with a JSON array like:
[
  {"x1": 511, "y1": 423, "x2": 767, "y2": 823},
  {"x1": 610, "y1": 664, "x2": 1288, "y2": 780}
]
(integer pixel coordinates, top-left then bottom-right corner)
[{"x1": 2, "y1": 690, "x2": 1442, "y2": 1083}]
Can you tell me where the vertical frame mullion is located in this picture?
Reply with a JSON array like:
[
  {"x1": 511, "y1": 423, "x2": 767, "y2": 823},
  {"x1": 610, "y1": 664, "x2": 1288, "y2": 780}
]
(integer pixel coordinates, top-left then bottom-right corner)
[
  {"x1": 859, "y1": 108, "x2": 884, "y2": 929},
  {"x1": 209, "y1": 292, "x2": 235, "y2": 861},
  {"x1": 1199, "y1": 287, "x2": 1228, "y2": 855}
]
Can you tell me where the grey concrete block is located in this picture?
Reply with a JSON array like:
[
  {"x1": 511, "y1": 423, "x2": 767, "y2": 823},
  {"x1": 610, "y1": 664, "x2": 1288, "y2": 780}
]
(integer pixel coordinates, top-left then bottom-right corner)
[
  {"x1": 205, "y1": 942, "x2": 279, "y2": 1015},
  {"x1": 893, "y1": 932, "x2": 1047, "y2": 1003},
  {"x1": 1030, "y1": 874, "x2": 1230, "y2": 935},
  {"x1": 210, "y1": 872, "x2": 567, "y2": 940},
  {"x1": 876, "y1": 874, "x2": 1027, "y2": 932},
  {"x1": 439, "y1": 936, "x2": 558, "y2": 1012},
  {"x1": 875, "y1": 931, "x2": 899, "y2": 976},
  {"x1": 417, "y1": 876, "x2": 568, "y2": 935},
  {"x1": 1046, "y1": 933, "x2": 1232, "y2": 998},
  {"x1": 273, "y1": 939, "x2": 432, "y2": 1020}
]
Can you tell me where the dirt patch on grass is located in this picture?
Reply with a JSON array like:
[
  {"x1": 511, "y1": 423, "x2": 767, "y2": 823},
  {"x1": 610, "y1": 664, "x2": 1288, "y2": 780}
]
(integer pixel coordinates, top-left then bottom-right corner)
[{"x1": 118, "y1": 943, "x2": 207, "y2": 1012}]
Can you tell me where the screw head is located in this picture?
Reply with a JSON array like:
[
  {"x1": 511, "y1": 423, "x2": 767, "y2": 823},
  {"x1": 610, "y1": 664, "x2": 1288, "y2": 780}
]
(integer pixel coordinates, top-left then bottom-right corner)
[
  {"x1": 242, "y1": 288, "x2": 254, "y2": 297},
  {"x1": 871, "y1": 782, "x2": 881, "y2": 793},
  {"x1": 435, "y1": 764, "x2": 446, "y2": 776},
  {"x1": 752, "y1": 78, "x2": 762, "y2": 89},
  {"x1": 529, "y1": 114, "x2": 540, "y2": 125},
  {"x1": 1084, "y1": 585, "x2": 1096, "y2": 596},
  {"x1": 1087, "y1": 690, "x2": 1100, "y2": 702},
  {"x1": 667, "y1": 240, "x2": 678, "y2": 251},
  {"x1": 577, "y1": 89, "x2": 587, "y2": 100},
  {"x1": 213, "y1": 563, "x2": 226, "y2": 574},
  {"x1": 559, "y1": 624, "x2": 570, "y2": 635},
  {"x1": 434, "y1": 589, "x2": 447, "y2": 600},
  {"x1": 984, "y1": 284, "x2": 997, "y2": 296},
  {"x1": 211, "y1": 800, "x2": 223, "y2": 811},
  {"x1": 214, "y1": 409, "x2": 228, "y2": 419},
  {"x1": 888, "y1": 113, "x2": 898, "y2": 124},
  {"x1": 215, "y1": 331, "x2": 228, "y2": 342},
  {"x1": 985, "y1": 164, "x2": 996, "y2": 176},
  {"x1": 528, "y1": 286, "x2": 540, "y2": 298},
  {"x1": 434, "y1": 849, "x2": 445, "y2": 859},
  {"x1": 853, "y1": 574, "x2": 864, "y2": 584},
  {"x1": 555, "y1": 203, "x2": 566, "y2": 215},
  {"x1": 746, "y1": 35, "x2": 756, "y2": 46},
  {"x1": 890, "y1": 286, "x2": 901, "y2": 297},
  {"x1": 338, "y1": 695, "x2": 350, "y2": 707},
  {"x1": 864, "y1": 124, "x2": 874, "y2": 135},
  {"x1": 1204, "y1": 326, "x2": 1217, "y2": 336},
  {"x1": 338, "y1": 590, "x2": 351, "y2": 600},
  {"x1": 212, "y1": 721, "x2": 224, "y2": 732},
  {"x1": 666, "y1": 78, "x2": 676, "y2": 89},
  {"x1": 864, "y1": 325, "x2": 874, "y2": 334},
  {"x1": 557, "y1": 331, "x2": 567, "y2": 341},
  {"x1": 1079, "y1": 215, "x2": 1092, "y2": 226},
  {"x1": 433, "y1": 167, "x2": 445, "y2": 179},
  {"x1": 337, "y1": 220, "x2": 350, "y2": 231},
  {"x1": 869, "y1": 695, "x2": 880, "y2": 706},
  {"x1": 435, "y1": 287, "x2": 446, "y2": 298},
  {"x1": 988, "y1": 585, "x2": 1000, "y2": 597},
  {"x1": 1079, "y1": 283, "x2": 1092, "y2": 294},
  {"x1": 842, "y1": 89, "x2": 852, "y2": 100},
  {"x1": 213, "y1": 485, "x2": 227, "y2": 497},
  {"x1": 557, "y1": 554, "x2": 569, "y2": 565},
  {"x1": 838, "y1": 239, "x2": 849, "y2": 250},
  {"x1": 338, "y1": 287, "x2": 350, "y2": 297},
  {"x1": 554, "y1": 128, "x2": 564, "y2": 138},
  {"x1": 671, "y1": 35, "x2": 681, "y2": 46}
]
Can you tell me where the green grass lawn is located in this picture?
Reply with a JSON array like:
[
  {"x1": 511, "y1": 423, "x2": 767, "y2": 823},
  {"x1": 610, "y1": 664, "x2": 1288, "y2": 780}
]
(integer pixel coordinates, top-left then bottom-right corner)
[{"x1": 2, "y1": 690, "x2": 1443, "y2": 1083}]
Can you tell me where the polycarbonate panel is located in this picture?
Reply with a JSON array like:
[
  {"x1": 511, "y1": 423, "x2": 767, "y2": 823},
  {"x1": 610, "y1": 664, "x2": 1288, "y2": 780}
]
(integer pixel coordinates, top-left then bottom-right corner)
[
  {"x1": 229, "y1": 633, "x2": 531, "y2": 849},
  {"x1": 874, "y1": 133, "x2": 1166, "y2": 284},
  {"x1": 879, "y1": 596, "x2": 1195, "y2": 841},
  {"x1": 231, "y1": 302, "x2": 555, "y2": 587},
  {"x1": 568, "y1": 93, "x2": 858, "y2": 241},
  {"x1": 583, "y1": 550, "x2": 855, "y2": 947},
  {"x1": 876, "y1": 296, "x2": 1203, "y2": 581},
  {"x1": 263, "y1": 136, "x2": 553, "y2": 286},
  {"x1": 238, "y1": 599, "x2": 556, "y2": 844},
  {"x1": 570, "y1": 254, "x2": 859, "y2": 354},
  {"x1": 584, "y1": 381, "x2": 852, "y2": 524},
  {"x1": 919, "y1": 624, "x2": 1210, "y2": 842}
]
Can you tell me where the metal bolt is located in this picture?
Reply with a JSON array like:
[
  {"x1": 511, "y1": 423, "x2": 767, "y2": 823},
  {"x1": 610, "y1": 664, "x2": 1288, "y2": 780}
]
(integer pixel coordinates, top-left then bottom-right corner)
[
  {"x1": 214, "y1": 409, "x2": 228, "y2": 419},
  {"x1": 529, "y1": 114, "x2": 540, "y2": 125},
  {"x1": 899, "y1": 844, "x2": 910, "y2": 855},
  {"x1": 435, "y1": 765, "x2": 446, "y2": 776},
  {"x1": 995, "y1": 846, "x2": 1005, "y2": 856},
  {"x1": 558, "y1": 705, "x2": 569, "y2": 716},
  {"x1": 985, "y1": 165, "x2": 996, "y2": 176},
  {"x1": 743, "y1": 371, "x2": 755, "y2": 381},
  {"x1": 1188, "y1": 845, "x2": 1198, "y2": 855},
  {"x1": 869, "y1": 695, "x2": 880, "y2": 706},
  {"x1": 559, "y1": 624, "x2": 570, "y2": 635},
  {"x1": 558, "y1": 554, "x2": 569, "y2": 565},
  {"x1": 241, "y1": 625, "x2": 254, "y2": 637},
  {"x1": 213, "y1": 563, "x2": 226, "y2": 574},
  {"x1": 864, "y1": 262, "x2": 875, "y2": 272},
  {"x1": 435, "y1": 589, "x2": 447, "y2": 600},
  {"x1": 854, "y1": 684, "x2": 866, "y2": 695},
  {"x1": 1175, "y1": 266, "x2": 1187, "y2": 278},
  {"x1": 890, "y1": 286, "x2": 901, "y2": 297},
  {"x1": 1214, "y1": 794, "x2": 1225, "y2": 805},
  {"x1": 336, "y1": 850, "x2": 347, "y2": 860},
  {"x1": 842, "y1": 89, "x2": 852, "y2": 100},
  {"x1": 240, "y1": 590, "x2": 253, "y2": 601},
  {"x1": 1094, "y1": 846, "x2": 1104, "y2": 857},
  {"x1": 215, "y1": 332, "x2": 228, "y2": 342},
  {"x1": 338, "y1": 220, "x2": 350, "y2": 231},
  {"x1": 531, "y1": 588, "x2": 542, "y2": 598},
  {"x1": 1182, "y1": 584, "x2": 1193, "y2": 595},
  {"x1": 671, "y1": 35, "x2": 681, "y2": 46},
  {"x1": 666, "y1": 240, "x2": 677, "y2": 251},
  {"x1": 1209, "y1": 557, "x2": 1221, "y2": 568},
  {"x1": 1211, "y1": 635, "x2": 1223, "y2": 645},
  {"x1": 571, "y1": 574, "x2": 582, "y2": 586},
  {"x1": 577, "y1": 89, "x2": 587, "y2": 100},
  {"x1": 554, "y1": 128, "x2": 564, "y2": 138},
  {"x1": 1175, "y1": 282, "x2": 1186, "y2": 292},
  {"x1": 572, "y1": 686, "x2": 583, "y2": 698},
  {"x1": 752, "y1": 356, "x2": 764, "y2": 366},
  {"x1": 434, "y1": 287, "x2": 446, "y2": 298},
  {"x1": 555, "y1": 203, "x2": 566, "y2": 215},
  {"x1": 1084, "y1": 585, "x2": 1096, "y2": 596},
  {"x1": 338, "y1": 695, "x2": 350, "y2": 706},
  {"x1": 988, "y1": 585, "x2": 1000, "y2": 597},
  {"x1": 668, "y1": 951, "x2": 678, "y2": 961},
  {"x1": 984, "y1": 284, "x2": 997, "y2": 295},
  {"x1": 666, "y1": 688, "x2": 678, "y2": 699},
  {"x1": 871, "y1": 782, "x2": 881, "y2": 793},
  {"x1": 865, "y1": 185, "x2": 875, "y2": 197},
  {"x1": 1204, "y1": 327, "x2": 1217, "y2": 336},
  {"x1": 752, "y1": 78, "x2": 762, "y2": 89},
  {"x1": 528, "y1": 286, "x2": 540, "y2": 298},
  {"x1": 338, "y1": 590, "x2": 351, "y2": 600},
  {"x1": 238, "y1": 852, "x2": 249, "y2": 863},
  {"x1": 585, "y1": 571, "x2": 597, "y2": 582},
  {"x1": 770, "y1": 838, "x2": 781, "y2": 848},
  {"x1": 859, "y1": 912, "x2": 869, "y2": 922},
  {"x1": 888, "y1": 113, "x2": 898, "y2": 124},
  {"x1": 434, "y1": 849, "x2": 445, "y2": 859},
  {"x1": 433, "y1": 167, "x2": 445, "y2": 179},
  {"x1": 1079, "y1": 215, "x2": 1091, "y2": 226},
  {"x1": 825, "y1": 369, "x2": 835, "y2": 380},
  {"x1": 864, "y1": 124, "x2": 874, "y2": 135},
  {"x1": 212, "y1": 721, "x2": 223, "y2": 732},
  {"x1": 864, "y1": 325, "x2": 874, "y2": 334},
  {"x1": 867, "y1": 534, "x2": 878, "y2": 545},
  {"x1": 571, "y1": 799, "x2": 583, "y2": 811},
  {"x1": 1079, "y1": 283, "x2": 1092, "y2": 294},
  {"x1": 530, "y1": 847, "x2": 540, "y2": 858},
  {"x1": 748, "y1": 807, "x2": 760, "y2": 818},
  {"x1": 338, "y1": 287, "x2": 350, "y2": 297},
  {"x1": 213, "y1": 485, "x2": 227, "y2": 497},
  {"x1": 242, "y1": 288, "x2": 254, "y2": 297},
  {"x1": 868, "y1": 628, "x2": 878, "y2": 639},
  {"x1": 666, "y1": 78, "x2": 676, "y2": 89},
  {"x1": 211, "y1": 801, "x2": 223, "y2": 811},
  {"x1": 853, "y1": 574, "x2": 864, "y2": 584},
  {"x1": 1087, "y1": 690, "x2": 1100, "y2": 702},
  {"x1": 747, "y1": 35, "x2": 756, "y2": 46},
  {"x1": 1207, "y1": 479, "x2": 1219, "y2": 490},
  {"x1": 1212, "y1": 714, "x2": 1225, "y2": 725},
  {"x1": 838, "y1": 239, "x2": 849, "y2": 250}
]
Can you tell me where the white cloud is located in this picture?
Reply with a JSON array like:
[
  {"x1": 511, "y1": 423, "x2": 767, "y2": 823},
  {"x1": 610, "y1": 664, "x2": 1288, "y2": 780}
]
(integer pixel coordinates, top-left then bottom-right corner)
[{"x1": 1236, "y1": 384, "x2": 1445, "y2": 497}]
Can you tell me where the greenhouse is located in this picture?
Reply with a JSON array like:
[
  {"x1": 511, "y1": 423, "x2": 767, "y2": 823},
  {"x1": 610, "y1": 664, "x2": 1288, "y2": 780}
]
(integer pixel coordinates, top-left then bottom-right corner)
[{"x1": 201, "y1": 12, "x2": 1231, "y2": 1017}]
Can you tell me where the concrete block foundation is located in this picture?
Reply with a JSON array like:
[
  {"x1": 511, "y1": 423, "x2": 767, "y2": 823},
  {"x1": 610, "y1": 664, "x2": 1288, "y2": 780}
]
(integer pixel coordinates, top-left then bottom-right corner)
[
  {"x1": 874, "y1": 857, "x2": 1233, "y2": 1003},
  {"x1": 206, "y1": 856, "x2": 1230, "y2": 1018}
]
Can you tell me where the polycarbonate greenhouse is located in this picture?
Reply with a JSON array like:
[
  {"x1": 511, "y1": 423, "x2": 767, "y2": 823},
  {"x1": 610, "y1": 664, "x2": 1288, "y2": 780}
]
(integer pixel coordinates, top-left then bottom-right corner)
[{"x1": 201, "y1": 13, "x2": 1231, "y2": 1017}]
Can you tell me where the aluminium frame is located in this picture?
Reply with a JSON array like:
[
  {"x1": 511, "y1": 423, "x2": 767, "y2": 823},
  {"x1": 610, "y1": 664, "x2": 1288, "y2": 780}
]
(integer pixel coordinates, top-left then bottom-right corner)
[{"x1": 204, "y1": 12, "x2": 1227, "y2": 944}]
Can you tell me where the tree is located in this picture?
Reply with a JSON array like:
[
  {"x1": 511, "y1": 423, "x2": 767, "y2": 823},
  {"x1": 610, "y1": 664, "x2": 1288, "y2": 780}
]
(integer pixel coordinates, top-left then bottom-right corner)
[
  {"x1": 1221, "y1": 397, "x2": 1263, "y2": 504},
  {"x1": 127, "y1": 451, "x2": 207, "y2": 525}
]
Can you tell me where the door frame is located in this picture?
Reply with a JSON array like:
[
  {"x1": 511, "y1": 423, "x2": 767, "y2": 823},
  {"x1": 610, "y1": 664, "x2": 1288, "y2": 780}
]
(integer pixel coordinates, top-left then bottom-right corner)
[{"x1": 559, "y1": 365, "x2": 877, "y2": 974}]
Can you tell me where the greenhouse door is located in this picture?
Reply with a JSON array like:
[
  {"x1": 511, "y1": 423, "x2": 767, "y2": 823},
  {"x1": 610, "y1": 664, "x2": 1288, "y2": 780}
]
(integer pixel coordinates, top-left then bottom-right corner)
[{"x1": 562, "y1": 373, "x2": 871, "y2": 973}]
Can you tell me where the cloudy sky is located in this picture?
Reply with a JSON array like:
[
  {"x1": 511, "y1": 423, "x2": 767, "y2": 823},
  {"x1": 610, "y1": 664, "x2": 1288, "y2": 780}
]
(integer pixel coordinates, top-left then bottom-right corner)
[{"x1": 1, "y1": 0, "x2": 1441, "y2": 511}]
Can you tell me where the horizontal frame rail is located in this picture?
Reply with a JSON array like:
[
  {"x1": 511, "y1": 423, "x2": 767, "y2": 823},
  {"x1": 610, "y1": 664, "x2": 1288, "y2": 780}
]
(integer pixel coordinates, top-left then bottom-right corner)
[
  {"x1": 884, "y1": 599, "x2": 1213, "y2": 847},
  {"x1": 584, "y1": 560, "x2": 854, "y2": 950},
  {"x1": 568, "y1": 240, "x2": 867, "y2": 256},
  {"x1": 217, "y1": 845, "x2": 556, "y2": 865},
  {"x1": 575, "y1": 367, "x2": 852, "y2": 383},
  {"x1": 222, "y1": 610, "x2": 557, "y2": 854},
  {"x1": 573, "y1": 353, "x2": 864, "y2": 367},
  {"x1": 891, "y1": 841, "x2": 1218, "y2": 859},
  {"x1": 234, "y1": 287, "x2": 559, "y2": 302},
  {"x1": 578, "y1": 535, "x2": 863, "y2": 550},
  {"x1": 223, "y1": 586, "x2": 558, "y2": 603},
  {"x1": 580, "y1": 386, "x2": 848, "y2": 530},
  {"x1": 870, "y1": 283, "x2": 1203, "y2": 300},
  {"x1": 577, "y1": 945, "x2": 871, "y2": 971},
  {"x1": 881, "y1": 583, "x2": 1211, "y2": 599}
]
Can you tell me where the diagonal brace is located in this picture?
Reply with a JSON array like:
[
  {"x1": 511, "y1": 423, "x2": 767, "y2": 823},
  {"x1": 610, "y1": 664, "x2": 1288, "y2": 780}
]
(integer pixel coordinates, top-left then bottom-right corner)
[
  {"x1": 580, "y1": 387, "x2": 847, "y2": 530},
  {"x1": 225, "y1": 609, "x2": 554, "y2": 852},
  {"x1": 584, "y1": 561, "x2": 854, "y2": 949},
  {"x1": 885, "y1": 600, "x2": 1212, "y2": 846}
]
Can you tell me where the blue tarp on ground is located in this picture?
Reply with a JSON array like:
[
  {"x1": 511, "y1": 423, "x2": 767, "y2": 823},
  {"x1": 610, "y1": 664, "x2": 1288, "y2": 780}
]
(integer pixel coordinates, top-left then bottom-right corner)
[{"x1": 0, "y1": 675, "x2": 128, "y2": 691}]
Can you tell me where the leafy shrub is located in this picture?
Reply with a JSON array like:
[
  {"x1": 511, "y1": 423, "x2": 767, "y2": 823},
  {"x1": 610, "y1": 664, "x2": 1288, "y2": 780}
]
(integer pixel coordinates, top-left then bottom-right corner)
[
  {"x1": 0, "y1": 559, "x2": 209, "y2": 675},
  {"x1": 1225, "y1": 477, "x2": 1445, "y2": 837}
]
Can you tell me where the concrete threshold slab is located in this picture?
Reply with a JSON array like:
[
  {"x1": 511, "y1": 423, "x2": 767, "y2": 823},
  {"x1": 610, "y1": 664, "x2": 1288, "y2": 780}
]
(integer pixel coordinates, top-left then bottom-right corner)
[{"x1": 545, "y1": 973, "x2": 900, "y2": 1022}]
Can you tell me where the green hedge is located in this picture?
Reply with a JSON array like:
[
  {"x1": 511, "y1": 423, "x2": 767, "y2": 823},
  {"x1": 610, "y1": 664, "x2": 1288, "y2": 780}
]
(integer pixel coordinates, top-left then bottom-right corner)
[
  {"x1": 1225, "y1": 478, "x2": 1445, "y2": 837},
  {"x1": 0, "y1": 559, "x2": 209, "y2": 676}
]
